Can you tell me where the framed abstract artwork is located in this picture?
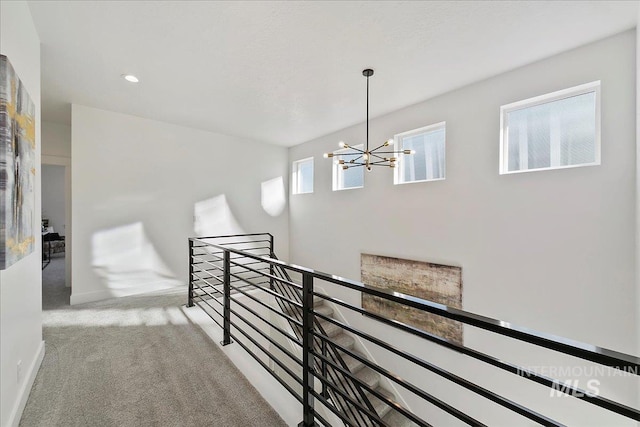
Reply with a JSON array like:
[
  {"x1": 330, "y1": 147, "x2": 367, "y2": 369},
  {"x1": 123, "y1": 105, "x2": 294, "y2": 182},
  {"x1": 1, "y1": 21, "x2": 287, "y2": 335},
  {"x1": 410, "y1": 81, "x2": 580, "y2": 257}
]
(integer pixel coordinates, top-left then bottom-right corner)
[
  {"x1": 361, "y1": 253, "x2": 463, "y2": 345},
  {"x1": 0, "y1": 55, "x2": 36, "y2": 269}
]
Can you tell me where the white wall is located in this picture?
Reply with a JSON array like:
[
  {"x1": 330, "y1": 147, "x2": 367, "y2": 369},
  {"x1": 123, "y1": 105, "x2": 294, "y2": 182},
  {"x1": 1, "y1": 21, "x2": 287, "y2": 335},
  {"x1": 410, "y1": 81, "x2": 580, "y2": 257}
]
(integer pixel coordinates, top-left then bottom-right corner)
[
  {"x1": 289, "y1": 31, "x2": 637, "y2": 425},
  {"x1": 0, "y1": 2, "x2": 44, "y2": 427},
  {"x1": 42, "y1": 121, "x2": 71, "y2": 158},
  {"x1": 71, "y1": 105, "x2": 289, "y2": 304}
]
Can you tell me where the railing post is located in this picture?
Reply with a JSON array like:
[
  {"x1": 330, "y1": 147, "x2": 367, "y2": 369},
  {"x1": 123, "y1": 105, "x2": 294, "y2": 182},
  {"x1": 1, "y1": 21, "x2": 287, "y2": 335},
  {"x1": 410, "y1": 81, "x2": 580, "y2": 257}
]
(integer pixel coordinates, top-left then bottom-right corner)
[
  {"x1": 299, "y1": 273, "x2": 316, "y2": 427},
  {"x1": 221, "y1": 249, "x2": 232, "y2": 346},
  {"x1": 321, "y1": 339, "x2": 328, "y2": 399},
  {"x1": 188, "y1": 239, "x2": 194, "y2": 307},
  {"x1": 269, "y1": 234, "x2": 275, "y2": 291}
]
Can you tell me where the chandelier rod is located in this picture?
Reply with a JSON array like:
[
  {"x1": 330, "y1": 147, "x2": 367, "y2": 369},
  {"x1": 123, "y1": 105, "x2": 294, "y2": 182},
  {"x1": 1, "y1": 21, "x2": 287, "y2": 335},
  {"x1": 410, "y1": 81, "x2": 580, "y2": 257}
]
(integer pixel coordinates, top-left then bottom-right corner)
[{"x1": 366, "y1": 70, "x2": 370, "y2": 154}]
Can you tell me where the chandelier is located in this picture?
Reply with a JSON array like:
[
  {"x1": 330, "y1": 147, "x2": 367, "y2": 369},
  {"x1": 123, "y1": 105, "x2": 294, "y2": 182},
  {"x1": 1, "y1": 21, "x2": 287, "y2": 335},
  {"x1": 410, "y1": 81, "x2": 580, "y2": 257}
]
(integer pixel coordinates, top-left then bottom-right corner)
[{"x1": 324, "y1": 69, "x2": 414, "y2": 171}]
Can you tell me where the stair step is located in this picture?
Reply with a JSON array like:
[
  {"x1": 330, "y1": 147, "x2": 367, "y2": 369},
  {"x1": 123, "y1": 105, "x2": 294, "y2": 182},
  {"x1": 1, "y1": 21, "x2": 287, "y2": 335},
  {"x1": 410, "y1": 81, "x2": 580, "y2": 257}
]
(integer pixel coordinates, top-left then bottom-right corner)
[
  {"x1": 318, "y1": 319, "x2": 342, "y2": 337},
  {"x1": 332, "y1": 332, "x2": 355, "y2": 351},
  {"x1": 314, "y1": 304, "x2": 333, "y2": 318},
  {"x1": 354, "y1": 366, "x2": 380, "y2": 390},
  {"x1": 366, "y1": 387, "x2": 395, "y2": 419},
  {"x1": 383, "y1": 408, "x2": 417, "y2": 427},
  {"x1": 339, "y1": 351, "x2": 366, "y2": 373}
]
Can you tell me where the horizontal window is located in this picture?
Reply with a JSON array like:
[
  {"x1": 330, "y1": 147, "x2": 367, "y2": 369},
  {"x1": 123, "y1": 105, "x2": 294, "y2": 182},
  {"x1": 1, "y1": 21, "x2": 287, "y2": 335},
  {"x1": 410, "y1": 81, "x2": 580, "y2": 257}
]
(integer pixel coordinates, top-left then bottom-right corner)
[
  {"x1": 394, "y1": 122, "x2": 446, "y2": 185},
  {"x1": 332, "y1": 144, "x2": 364, "y2": 191},
  {"x1": 500, "y1": 81, "x2": 600, "y2": 174}
]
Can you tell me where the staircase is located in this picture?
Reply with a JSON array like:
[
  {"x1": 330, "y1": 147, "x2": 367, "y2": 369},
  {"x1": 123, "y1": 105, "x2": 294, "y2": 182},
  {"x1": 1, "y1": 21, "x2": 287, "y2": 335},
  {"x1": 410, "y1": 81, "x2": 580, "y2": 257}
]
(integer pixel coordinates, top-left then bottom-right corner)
[
  {"x1": 312, "y1": 296, "x2": 417, "y2": 427},
  {"x1": 274, "y1": 263, "x2": 418, "y2": 427}
]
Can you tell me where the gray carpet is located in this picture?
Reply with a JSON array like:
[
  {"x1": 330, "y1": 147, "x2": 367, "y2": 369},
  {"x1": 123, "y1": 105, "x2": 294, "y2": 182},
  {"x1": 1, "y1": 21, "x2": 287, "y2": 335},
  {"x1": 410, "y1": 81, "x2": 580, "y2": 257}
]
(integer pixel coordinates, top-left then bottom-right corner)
[
  {"x1": 42, "y1": 254, "x2": 70, "y2": 310},
  {"x1": 20, "y1": 284, "x2": 286, "y2": 427}
]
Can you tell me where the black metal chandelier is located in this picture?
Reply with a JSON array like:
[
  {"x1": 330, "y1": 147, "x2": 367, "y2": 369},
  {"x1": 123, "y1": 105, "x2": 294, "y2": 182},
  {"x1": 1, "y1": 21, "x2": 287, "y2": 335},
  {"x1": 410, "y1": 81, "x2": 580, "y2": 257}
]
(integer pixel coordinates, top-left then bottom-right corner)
[{"x1": 324, "y1": 69, "x2": 414, "y2": 171}]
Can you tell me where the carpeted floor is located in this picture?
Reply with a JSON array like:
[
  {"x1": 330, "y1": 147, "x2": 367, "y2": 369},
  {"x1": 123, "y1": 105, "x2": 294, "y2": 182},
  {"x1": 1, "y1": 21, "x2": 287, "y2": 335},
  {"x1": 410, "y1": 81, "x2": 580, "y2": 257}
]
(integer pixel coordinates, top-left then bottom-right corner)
[
  {"x1": 20, "y1": 266, "x2": 286, "y2": 427},
  {"x1": 42, "y1": 254, "x2": 70, "y2": 310}
]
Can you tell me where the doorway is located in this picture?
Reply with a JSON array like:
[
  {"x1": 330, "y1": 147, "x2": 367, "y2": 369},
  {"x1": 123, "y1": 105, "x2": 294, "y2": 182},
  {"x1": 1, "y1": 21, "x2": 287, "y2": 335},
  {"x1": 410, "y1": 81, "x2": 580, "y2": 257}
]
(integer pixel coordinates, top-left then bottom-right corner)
[{"x1": 41, "y1": 158, "x2": 71, "y2": 309}]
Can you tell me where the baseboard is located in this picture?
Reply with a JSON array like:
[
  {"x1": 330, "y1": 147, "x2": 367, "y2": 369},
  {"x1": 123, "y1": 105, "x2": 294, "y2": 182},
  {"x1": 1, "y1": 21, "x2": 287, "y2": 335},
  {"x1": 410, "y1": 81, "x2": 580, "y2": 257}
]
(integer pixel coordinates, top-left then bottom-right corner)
[
  {"x1": 70, "y1": 282, "x2": 185, "y2": 305},
  {"x1": 7, "y1": 340, "x2": 45, "y2": 427},
  {"x1": 70, "y1": 289, "x2": 113, "y2": 305}
]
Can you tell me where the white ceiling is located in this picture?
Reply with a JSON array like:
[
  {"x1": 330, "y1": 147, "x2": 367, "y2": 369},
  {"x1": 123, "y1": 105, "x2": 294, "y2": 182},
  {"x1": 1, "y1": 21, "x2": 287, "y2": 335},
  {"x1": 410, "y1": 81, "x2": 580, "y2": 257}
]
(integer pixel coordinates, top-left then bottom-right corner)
[{"x1": 29, "y1": 1, "x2": 638, "y2": 147}]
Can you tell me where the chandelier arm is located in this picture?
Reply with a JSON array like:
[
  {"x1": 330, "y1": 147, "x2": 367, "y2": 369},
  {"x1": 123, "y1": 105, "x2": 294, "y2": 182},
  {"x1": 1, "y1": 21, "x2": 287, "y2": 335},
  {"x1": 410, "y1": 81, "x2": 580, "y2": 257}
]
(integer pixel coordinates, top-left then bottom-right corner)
[
  {"x1": 370, "y1": 152, "x2": 388, "y2": 160},
  {"x1": 335, "y1": 150, "x2": 365, "y2": 156},
  {"x1": 370, "y1": 140, "x2": 391, "y2": 152},
  {"x1": 369, "y1": 160, "x2": 393, "y2": 165},
  {"x1": 345, "y1": 145, "x2": 366, "y2": 154},
  {"x1": 370, "y1": 150, "x2": 410, "y2": 155}
]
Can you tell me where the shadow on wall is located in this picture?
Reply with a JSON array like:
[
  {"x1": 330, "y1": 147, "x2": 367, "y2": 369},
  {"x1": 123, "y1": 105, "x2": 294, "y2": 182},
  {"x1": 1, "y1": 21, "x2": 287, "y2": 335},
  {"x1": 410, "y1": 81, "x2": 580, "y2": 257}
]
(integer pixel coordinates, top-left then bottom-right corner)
[
  {"x1": 91, "y1": 222, "x2": 182, "y2": 297},
  {"x1": 261, "y1": 176, "x2": 285, "y2": 217}
]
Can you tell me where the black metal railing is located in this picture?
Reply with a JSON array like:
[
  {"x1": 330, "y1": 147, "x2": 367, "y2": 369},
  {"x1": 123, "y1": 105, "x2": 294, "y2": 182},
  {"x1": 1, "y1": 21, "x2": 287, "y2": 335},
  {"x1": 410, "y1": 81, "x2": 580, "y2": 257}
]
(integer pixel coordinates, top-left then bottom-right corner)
[{"x1": 188, "y1": 233, "x2": 640, "y2": 427}]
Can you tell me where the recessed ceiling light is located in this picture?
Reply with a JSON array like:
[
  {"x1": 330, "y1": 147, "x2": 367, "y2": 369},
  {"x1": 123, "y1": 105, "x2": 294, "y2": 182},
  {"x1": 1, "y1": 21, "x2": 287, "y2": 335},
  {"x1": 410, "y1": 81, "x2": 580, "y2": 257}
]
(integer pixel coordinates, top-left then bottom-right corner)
[{"x1": 122, "y1": 74, "x2": 139, "y2": 83}]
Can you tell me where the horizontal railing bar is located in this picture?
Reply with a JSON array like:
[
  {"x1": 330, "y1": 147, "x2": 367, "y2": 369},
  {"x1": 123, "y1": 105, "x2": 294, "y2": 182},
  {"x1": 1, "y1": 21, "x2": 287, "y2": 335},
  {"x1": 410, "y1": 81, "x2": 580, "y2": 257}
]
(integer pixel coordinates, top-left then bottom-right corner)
[
  {"x1": 229, "y1": 267, "x2": 272, "y2": 277},
  {"x1": 193, "y1": 256, "x2": 269, "y2": 271},
  {"x1": 227, "y1": 245, "x2": 271, "y2": 251},
  {"x1": 211, "y1": 239, "x2": 272, "y2": 245},
  {"x1": 312, "y1": 334, "x2": 485, "y2": 426},
  {"x1": 191, "y1": 232, "x2": 273, "y2": 240},
  {"x1": 229, "y1": 273, "x2": 271, "y2": 285},
  {"x1": 273, "y1": 275, "x2": 304, "y2": 293},
  {"x1": 314, "y1": 352, "x2": 434, "y2": 427},
  {"x1": 192, "y1": 292, "x2": 219, "y2": 303},
  {"x1": 228, "y1": 271, "x2": 303, "y2": 309},
  {"x1": 193, "y1": 252, "x2": 269, "y2": 264},
  {"x1": 193, "y1": 237, "x2": 638, "y2": 372},
  {"x1": 309, "y1": 390, "x2": 359, "y2": 427},
  {"x1": 229, "y1": 304, "x2": 303, "y2": 367},
  {"x1": 193, "y1": 295, "x2": 223, "y2": 323},
  {"x1": 193, "y1": 281, "x2": 258, "y2": 300},
  {"x1": 191, "y1": 272, "x2": 223, "y2": 288},
  {"x1": 232, "y1": 279, "x2": 302, "y2": 309},
  {"x1": 230, "y1": 294, "x2": 303, "y2": 348},
  {"x1": 228, "y1": 261, "x2": 300, "y2": 289},
  {"x1": 311, "y1": 292, "x2": 639, "y2": 374},
  {"x1": 314, "y1": 294, "x2": 639, "y2": 420},
  {"x1": 191, "y1": 266, "x2": 223, "y2": 276},
  {"x1": 228, "y1": 319, "x2": 304, "y2": 388},
  {"x1": 233, "y1": 279, "x2": 270, "y2": 289},
  {"x1": 311, "y1": 370, "x2": 391, "y2": 427},
  {"x1": 227, "y1": 280, "x2": 304, "y2": 328},
  {"x1": 309, "y1": 407, "x2": 331, "y2": 427},
  {"x1": 311, "y1": 326, "x2": 564, "y2": 427},
  {"x1": 192, "y1": 257, "x2": 224, "y2": 272},
  {"x1": 226, "y1": 329, "x2": 304, "y2": 406},
  {"x1": 192, "y1": 269, "x2": 223, "y2": 281},
  {"x1": 232, "y1": 260, "x2": 269, "y2": 268},
  {"x1": 192, "y1": 283, "x2": 223, "y2": 304}
]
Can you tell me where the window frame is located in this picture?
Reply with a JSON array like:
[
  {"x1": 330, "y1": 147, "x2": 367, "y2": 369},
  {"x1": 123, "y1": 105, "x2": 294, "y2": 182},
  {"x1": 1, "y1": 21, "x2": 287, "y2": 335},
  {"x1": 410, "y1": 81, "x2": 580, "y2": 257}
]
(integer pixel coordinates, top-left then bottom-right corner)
[
  {"x1": 394, "y1": 121, "x2": 447, "y2": 185},
  {"x1": 499, "y1": 81, "x2": 601, "y2": 175},
  {"x1": 291, "y1": 156, "x2": 314, "y2": 195},
  {"x1": 332, "y1": 144, "x2": 364, "y2": 191}
]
